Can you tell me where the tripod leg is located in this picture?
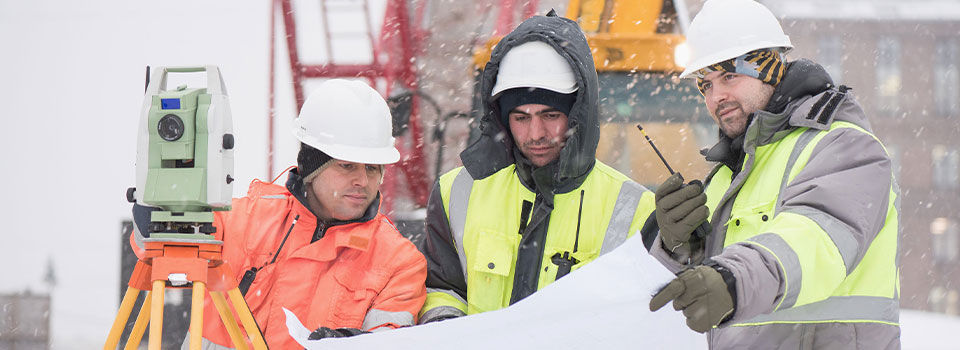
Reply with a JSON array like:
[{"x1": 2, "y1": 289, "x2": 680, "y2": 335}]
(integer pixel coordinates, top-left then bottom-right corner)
[
  {"x1": 124, "y1": 291, "x2": 152, "y2": 350},
  {"x1": 228, "y1": 288, "x2": 268, "y2": 350},
  {"x1": 188, "y1": 281, "x2": 206, "y2": 350},
  {"x1": 148, "y1": 280, "x2": 166, "y2": 350},
  {"x1": 211, "y1": 291, "x2": 250, "y2": 350},
  {"x1": 104, "y1": 287, "x2": 141, "y2": 349}
]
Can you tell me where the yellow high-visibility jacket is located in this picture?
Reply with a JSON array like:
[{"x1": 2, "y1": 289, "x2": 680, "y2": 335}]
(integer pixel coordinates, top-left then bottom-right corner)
[{"x1": 419, "y1": 163, "x2": 654, "y2": 322}]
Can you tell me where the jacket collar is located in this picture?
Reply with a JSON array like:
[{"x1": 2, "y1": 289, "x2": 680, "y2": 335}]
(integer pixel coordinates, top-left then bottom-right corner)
[{"x1": 288, "y1": 216, "x2": 381, "y2": 262}]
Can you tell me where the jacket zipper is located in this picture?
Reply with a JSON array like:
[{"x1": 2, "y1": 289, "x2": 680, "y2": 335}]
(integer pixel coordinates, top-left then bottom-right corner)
[{"x1": 313, "y1": 221, "x2": 328, "y2": 242}]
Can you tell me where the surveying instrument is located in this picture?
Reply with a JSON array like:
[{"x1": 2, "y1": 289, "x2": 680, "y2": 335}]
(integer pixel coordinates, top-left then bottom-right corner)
[{"x1": 105, "y1": 66, "x2": 267, "y2": 350}]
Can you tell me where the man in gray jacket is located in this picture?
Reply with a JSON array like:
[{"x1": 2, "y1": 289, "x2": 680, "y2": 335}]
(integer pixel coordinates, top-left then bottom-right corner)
[{"x1": 646, "y1": 0, "x2": 901, "y2": 348}]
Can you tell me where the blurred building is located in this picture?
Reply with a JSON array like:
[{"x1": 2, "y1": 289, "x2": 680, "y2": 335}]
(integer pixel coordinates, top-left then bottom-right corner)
[
  {"x1": 0, "y1": 292, "x2": 50, "y2": 350},
  {"x1": 760, "y1": 0, "x2": 960, "y2": 315}
]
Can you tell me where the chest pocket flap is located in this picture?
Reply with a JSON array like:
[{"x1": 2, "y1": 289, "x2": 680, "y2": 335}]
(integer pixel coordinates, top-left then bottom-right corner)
[
  {"x1": 471, "y1": 229, "x2": 517, "y2": 277},
  {"x1": 726, "y1": 198, "x2": 777, "y2": 246},
  {"x1": 465, "y1": 229, "x2": 518, "y2": 313},
  {"x1": 329, "y1": 266, "x2": 389, "y2": 326}
]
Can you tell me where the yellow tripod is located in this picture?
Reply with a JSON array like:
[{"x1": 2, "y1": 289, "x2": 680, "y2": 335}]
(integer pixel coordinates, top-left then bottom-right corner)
[{"x1": 104, "y1": 236, "x2": 268, "y2": 350}]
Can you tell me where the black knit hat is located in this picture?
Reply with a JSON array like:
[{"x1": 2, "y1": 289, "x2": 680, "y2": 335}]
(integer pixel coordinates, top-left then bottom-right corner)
[
  {"x1": 297, "y1": 143, "x2": 333, "y2": 182},
  {"x1": 497, "y1": 87, "x2": 577, "y2": 127}
]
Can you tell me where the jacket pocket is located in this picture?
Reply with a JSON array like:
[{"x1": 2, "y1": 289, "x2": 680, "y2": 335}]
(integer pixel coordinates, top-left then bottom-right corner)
[
  {"x1": 724, "y1": 199, "x2": 777, "y2": 246},
  {"x1": 330, "y1": 268, "x2": 386, "y2": 327},
  {"x1": 466, "y1": 229, "x2": 519, "y2": 313}
]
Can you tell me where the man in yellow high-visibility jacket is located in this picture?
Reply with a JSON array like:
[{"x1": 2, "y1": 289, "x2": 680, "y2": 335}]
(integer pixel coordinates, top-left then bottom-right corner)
[
  {"x1": 416, "y1": 11, "x2": 655, "y2": 323},
  {"x1": 646, "y1": 0, "x2": 901, "y2": 348}
]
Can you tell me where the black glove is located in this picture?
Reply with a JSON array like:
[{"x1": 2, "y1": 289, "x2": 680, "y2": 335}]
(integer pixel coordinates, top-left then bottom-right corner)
[
  {"x1": 649, "y1": 265, "x2": 737, "y2": 333},
  {"x1": 654, "y1": 173, "x2": 709, "y2": 252},
  {"x1": 307, "y1": 327, "x2": 369, "y2": 340}
]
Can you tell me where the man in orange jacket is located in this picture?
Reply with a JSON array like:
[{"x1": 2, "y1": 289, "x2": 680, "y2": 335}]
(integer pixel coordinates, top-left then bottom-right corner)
[{"x1": 132, "y1": 79, "x2": 427, "y2": 349}]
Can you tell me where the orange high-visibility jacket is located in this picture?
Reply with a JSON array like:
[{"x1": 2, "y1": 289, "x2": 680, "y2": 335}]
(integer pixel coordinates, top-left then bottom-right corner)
[{"x1": 133, "y1": 177, "x2": 428, "y2": 349}]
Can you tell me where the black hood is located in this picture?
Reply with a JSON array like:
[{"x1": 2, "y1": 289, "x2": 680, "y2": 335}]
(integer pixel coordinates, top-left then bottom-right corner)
[{"x1": 461, "y1": 12, "x2": 599, "y2": 195}]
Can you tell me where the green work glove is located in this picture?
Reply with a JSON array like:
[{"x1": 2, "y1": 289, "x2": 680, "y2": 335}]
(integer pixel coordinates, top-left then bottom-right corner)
[
  {"x1": 654, "y1": 173, "x2": 709, "y2": 252},
  {"x1": 649, "y1": 265, "x2": 736, "y2": 333}
]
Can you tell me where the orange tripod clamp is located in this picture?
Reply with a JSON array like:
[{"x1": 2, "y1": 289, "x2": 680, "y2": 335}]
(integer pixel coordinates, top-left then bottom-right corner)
[{"x1": 105, "y1": 236, "x2": 266, "y2": 350}]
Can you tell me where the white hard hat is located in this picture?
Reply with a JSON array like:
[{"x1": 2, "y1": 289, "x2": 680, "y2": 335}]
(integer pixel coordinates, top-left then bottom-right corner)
[
  {"x1": 491, "y1": 41, "x2": 579, "y2": 97},
  {"x1": 679, "y1": 0, "x2": 793, "y2": 79},
  {"x1": 292, "y1": 79, "x2": 400, "y2": 164}
]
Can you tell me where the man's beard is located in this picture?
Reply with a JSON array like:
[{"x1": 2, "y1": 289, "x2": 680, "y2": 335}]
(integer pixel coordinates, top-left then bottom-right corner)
[{"x1": 714, "y1": 101, "x2": 747, "y2": 138}]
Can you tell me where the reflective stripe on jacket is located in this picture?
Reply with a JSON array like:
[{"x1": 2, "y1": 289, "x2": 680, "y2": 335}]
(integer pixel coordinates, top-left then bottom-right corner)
[
  {"x1": 652, "y1": 84, "x2": 900, "y2": 349},
  {"x1": 419, "y1": 161, "x2": 654, "y2": 321},
  {"x1": 190, "y1": 179, "x2": 426, "y2": 349}
]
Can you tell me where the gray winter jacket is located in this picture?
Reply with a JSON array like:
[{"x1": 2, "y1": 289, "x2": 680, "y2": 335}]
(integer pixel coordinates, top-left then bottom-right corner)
[{"x1": 650, "y1": 60, "x2": 901, "y2": 349}]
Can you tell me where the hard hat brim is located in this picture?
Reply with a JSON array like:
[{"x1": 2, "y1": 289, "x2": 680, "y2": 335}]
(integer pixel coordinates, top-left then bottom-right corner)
[
  {"x1": 491, "y1": 80, "x2": 579, "y2": 97},
  {"x1": 295, "y1": 130, "x2": 400, "y2": 165},
  {"x1": 679, "y1": 43, "x2": 792, "y2": 79}
]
